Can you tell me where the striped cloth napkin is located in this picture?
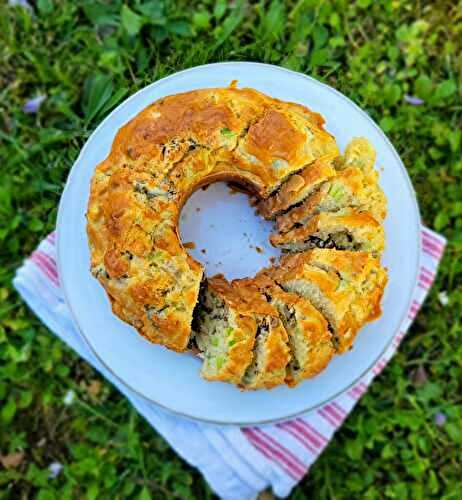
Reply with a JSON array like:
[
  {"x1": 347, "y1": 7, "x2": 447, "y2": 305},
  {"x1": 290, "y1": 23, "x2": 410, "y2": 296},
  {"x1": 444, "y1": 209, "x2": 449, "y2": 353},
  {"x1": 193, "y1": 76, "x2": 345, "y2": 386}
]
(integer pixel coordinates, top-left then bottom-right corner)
[{"x1": 13, "y1": 227, "x2": 445, "y2": 499}]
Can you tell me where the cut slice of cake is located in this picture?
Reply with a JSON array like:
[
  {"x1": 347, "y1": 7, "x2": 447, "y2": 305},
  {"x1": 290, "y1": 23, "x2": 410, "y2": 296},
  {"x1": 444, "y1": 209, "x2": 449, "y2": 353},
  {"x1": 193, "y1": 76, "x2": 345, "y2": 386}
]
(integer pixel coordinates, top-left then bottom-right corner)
[
  {"x1": 302, "y1": 249, "x2": 388, "y2": 326},
  {"x1": 241, "y1": 275, "x2": 335, "y2": 386},
  {"x1": 263, "y1": 249, "x2": 387, "y2": 352},
  {"x1": 275, "y1": 137, "x2": 387, "y2": 233},
  {"x1": 270, "y1": 209, "x2": 385, "y2": 255},
  {"x1": 262, "y1": 253, "x2": 360, "y2": 353},
  {"x1": 231, "y1": 279, "x2": 291, "y2": 389},
  {"x1": 192, "y1": 275, "x2": 257, "y2": 384},
  {"x1": 257, "y1": 158, "x2": 336, "y2": 219}
]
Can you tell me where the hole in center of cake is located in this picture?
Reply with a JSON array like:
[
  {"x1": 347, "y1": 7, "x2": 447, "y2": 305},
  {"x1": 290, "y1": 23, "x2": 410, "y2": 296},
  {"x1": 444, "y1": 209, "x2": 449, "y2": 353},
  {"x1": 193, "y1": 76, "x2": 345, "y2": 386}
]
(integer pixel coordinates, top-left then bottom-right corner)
[{"x1": 179, "y1": 182, "x2": 281, "y2": 280}]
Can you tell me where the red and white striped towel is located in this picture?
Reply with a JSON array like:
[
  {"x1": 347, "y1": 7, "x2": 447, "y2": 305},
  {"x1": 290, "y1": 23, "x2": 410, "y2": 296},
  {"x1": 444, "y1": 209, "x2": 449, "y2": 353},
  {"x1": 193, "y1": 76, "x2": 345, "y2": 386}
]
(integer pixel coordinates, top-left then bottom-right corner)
[{"x1": 14, "y1": 227, "x2": 445, "y2": 499}]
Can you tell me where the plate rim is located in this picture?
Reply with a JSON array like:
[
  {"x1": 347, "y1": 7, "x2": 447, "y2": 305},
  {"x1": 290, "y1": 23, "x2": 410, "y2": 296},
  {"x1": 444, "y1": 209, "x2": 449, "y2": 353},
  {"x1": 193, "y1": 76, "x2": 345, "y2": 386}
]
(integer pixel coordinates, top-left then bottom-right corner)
[{"x1": 57, "y1": 61, "x2": 422, "y2": 426}]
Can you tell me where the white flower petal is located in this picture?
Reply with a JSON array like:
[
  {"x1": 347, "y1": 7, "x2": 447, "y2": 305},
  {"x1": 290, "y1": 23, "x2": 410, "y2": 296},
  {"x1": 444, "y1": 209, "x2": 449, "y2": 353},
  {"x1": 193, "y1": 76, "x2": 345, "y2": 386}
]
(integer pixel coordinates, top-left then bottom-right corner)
[
  {"x1": 48, "y1": 462, "x2": 63, "y2": 479},
  {"x1": 63, "y1": 389, "x2": 75, "y2": 406},
  {"x1": 438, "y1": 291, "x2": 449, "y2": 306}
]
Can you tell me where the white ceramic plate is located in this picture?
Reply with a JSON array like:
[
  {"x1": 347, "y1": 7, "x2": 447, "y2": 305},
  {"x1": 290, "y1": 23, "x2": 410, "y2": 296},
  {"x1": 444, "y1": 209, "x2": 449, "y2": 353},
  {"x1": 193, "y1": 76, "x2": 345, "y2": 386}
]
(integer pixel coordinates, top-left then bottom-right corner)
[{"x1": 57, "y1": 62, "x2": 421, "y2": 426}]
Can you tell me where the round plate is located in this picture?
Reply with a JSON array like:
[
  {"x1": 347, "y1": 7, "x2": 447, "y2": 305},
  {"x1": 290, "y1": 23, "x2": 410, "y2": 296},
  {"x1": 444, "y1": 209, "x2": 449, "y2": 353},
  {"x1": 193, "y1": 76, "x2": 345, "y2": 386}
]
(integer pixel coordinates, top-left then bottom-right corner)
[{"x1": 57, "y1": 62, "x2": 421, "y2": 426}]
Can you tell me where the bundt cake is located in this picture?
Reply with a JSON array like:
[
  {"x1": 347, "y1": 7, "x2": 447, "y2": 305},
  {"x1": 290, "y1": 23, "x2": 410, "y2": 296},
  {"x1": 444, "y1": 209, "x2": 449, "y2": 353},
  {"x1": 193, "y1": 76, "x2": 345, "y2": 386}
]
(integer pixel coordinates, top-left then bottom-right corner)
[{"x1": 86, "y1": 84, "x2": 387, "y2": 389}]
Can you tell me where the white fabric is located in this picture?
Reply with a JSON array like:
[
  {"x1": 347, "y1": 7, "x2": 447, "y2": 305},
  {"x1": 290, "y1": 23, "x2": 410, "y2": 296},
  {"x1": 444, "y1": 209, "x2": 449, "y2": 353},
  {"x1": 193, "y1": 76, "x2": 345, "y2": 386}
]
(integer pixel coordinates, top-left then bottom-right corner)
[{"x1": 13, "y1": 227, "x2": 445, "y2": 498}]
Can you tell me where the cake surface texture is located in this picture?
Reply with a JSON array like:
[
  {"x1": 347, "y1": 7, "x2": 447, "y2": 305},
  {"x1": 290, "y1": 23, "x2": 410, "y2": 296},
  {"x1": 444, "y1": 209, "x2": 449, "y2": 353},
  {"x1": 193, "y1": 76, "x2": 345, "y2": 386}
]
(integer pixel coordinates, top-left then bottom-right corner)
[{"x1": 87, "y1": 84, "x2": 387, "y2": 389}]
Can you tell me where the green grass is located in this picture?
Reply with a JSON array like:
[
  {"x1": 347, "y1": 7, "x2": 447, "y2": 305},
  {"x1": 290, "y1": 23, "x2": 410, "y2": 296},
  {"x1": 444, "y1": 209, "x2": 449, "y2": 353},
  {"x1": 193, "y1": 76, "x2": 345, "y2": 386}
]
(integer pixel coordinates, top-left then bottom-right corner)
[{"x1": 1, "y1": 0, "x2": 461, "y2": 498}]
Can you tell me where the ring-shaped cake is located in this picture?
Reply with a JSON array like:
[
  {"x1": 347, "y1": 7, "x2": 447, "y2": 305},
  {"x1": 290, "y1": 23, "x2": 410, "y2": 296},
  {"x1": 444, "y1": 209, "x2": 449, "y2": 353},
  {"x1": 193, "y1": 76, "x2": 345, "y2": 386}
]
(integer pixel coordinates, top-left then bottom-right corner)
[{"x1": 87, "y1": 84, "x2": 387, "y2": 389}]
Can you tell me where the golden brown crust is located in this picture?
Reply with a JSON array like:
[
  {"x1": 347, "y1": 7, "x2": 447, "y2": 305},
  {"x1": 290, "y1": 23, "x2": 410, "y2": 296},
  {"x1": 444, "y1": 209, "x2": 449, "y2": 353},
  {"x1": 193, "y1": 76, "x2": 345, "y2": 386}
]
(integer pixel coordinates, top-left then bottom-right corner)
[
  {"x1": 275, "y1": 184, "x2": 329, "y2": 233},
  {"x1": 262, "y1": 249, "x2": 387, "y2": 353},
  {"x1": 242, "y1": 275, "x2": 334, "y2": 386},
  {"x1": 275, "y1": 137, "x2": 387, "y2": 233},
  {"x1": 270, "y1": 209, "x2": 385, "y2": 254},
  {"x1": 265, "y1": 253, "x2": 356, "y2": 326},
  {"x1": 208, "y1": 275, "x2": 276, "y2": 317},
  {"x1": 87, "y1": 86, "x2": 387, "y2": 389},
  {"x1": 302, "y1": 249, "x2": 388, "y2": 325},
  {"x1": 260, "y1": 253, "x2": 358, "y2": 352},
  {"x1": 232, "y1": 278, "x2": 291, "y2": 389},
  {"x1": 257, "y1": 158, "x2": 336, "y2": 219},
  {"x1": 270, "y1": 287, "x2": 334, "y2": 386},
  {"x1": 87, "y1": 86, "x2": 338, "y2": 354}
]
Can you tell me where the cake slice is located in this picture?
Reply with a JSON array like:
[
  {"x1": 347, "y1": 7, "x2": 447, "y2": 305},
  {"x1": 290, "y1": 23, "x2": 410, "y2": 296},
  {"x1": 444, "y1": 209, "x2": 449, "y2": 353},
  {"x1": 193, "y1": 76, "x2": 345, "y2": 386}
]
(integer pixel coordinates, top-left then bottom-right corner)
[
  {"x1": 231, "y1": 279, "x2": 291, "y2": 389},
  {"x1": 241, "y1": 275, "x2": 335, "y2": 386},
  {"x1": 233, "y1": 107, "x2": 339, "y2": 197},
  {"x1": 192, "y1": 275, "x2": 257, "y2": 384},
  {"x1": 303, "y1": 249, "x2": 388, "y2": 326},
  {"x1": 275, "y1": 167, "x2": 387, "y2": 233},
  {"x1": 257, "y1": 159, "x2": 336, "y2": 219},
  {"x1": 276, "y1": 137, "x2": 387, "y2": 233},
  {"x1": 270, "y1": 209, "x2": 385, "y2": 255},
  {"x1": 263, "y1": 250, "x2": 387, "y2": 352},
  {"x1": 262, "y1": 253, "x2": 360, "y2": 353}
]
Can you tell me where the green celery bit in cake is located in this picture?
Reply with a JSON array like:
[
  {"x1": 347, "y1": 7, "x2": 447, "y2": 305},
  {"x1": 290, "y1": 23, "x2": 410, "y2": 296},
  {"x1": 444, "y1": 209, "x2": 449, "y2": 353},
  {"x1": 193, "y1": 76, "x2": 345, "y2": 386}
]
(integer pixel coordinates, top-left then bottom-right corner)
[
  {"x1": 220, "y1": 128, "x2": 235, "y2": 137},
  {"x1": 328, "y1": 182, "x2": 346, "y2": 202}
]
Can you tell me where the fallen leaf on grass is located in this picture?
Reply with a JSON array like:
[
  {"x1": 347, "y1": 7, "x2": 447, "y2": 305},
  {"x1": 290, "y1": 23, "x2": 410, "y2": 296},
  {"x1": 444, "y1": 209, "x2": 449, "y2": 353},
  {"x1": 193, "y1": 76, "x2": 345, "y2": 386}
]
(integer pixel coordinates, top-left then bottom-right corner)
[
  {"x1": 0, "y1": 451, "x2": 24, "y2": 469},
  {"x1": 88, "y1": 380, "x2": 102, "y2": 397},
  {"x1": 411, "y1": 365, "x2": 428, "y2": 387}
]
